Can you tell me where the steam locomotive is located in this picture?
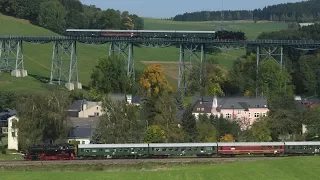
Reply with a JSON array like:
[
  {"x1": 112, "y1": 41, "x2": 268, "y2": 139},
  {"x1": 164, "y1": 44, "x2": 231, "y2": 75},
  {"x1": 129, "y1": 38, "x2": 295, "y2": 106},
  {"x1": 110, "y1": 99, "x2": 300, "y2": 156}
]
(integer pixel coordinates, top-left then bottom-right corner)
[
  {"x1": 23, "y1": 143, "x2": 75, "y2": 160},
  {"x1": 65, "y1": 29, "x2": 246, "y2": 40}
]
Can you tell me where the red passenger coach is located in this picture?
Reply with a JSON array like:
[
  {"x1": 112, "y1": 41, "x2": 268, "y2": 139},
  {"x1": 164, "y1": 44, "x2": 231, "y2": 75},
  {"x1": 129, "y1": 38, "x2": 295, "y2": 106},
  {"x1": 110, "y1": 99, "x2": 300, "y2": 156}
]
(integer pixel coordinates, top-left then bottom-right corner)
[{"x1": 217, "y1": 142, "x2": 285, "y2": 157}]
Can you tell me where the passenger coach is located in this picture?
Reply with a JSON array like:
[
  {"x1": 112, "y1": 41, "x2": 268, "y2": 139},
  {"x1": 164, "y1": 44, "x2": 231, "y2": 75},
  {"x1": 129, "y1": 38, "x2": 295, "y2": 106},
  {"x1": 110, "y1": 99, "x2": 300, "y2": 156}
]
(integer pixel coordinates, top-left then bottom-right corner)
[{"x1": 217, "y1": 142, "x2": 285, "y2": 157}]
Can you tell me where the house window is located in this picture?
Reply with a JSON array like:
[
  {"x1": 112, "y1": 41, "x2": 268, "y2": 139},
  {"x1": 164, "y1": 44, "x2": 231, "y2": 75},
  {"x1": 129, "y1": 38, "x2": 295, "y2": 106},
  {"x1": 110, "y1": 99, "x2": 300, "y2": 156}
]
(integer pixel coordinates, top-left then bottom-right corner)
[
  {"x1": 262, "y1": 113, "x2": 267, "y2": 117},
  {"x1": 225, "y1": 113, "x2": 232, "y2": 119},
  {"x1": 254, "y1": 113, "x2": 260, "y2": 118},
  {"x1": 11, "y1": 132, "x2": 15, "y2": 137},
  {"x1": 197, "y1": 108, "x2": 200, "y2": 111},
  {"x1": 94, "y1": 112, "x2": 99, "y2": 116},
  {"x1": 201, "y1": 108, "x2": 204, "y2": 112},
  {"x1": 248, "y1": 113, "x2": 251, "y2": 118},
  {"x1": 238, "y1": 110, "x2": 241, "y2": 114},
  {"x1": 82, "y1": 141, "x2": 85, "y2": 144}
]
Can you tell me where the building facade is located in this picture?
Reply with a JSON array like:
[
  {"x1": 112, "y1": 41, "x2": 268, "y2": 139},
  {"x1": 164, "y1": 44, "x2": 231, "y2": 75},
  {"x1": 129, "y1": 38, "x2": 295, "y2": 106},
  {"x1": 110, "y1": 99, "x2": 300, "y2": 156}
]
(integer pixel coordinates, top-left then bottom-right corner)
[
  {"x1": 192, "y1": 96, "x2": 269, "y2": 129},
  {"x1": 8, "y1": 116, "x2": 19, "y2": 150},
  {"x1": 67, "y1": 100, "x2": 103, "y2": 118}
]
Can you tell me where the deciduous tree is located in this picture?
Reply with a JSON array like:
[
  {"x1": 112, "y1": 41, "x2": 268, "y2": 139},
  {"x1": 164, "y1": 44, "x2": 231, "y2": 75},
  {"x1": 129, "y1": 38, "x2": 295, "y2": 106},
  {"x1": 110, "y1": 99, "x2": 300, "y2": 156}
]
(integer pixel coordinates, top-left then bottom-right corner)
[
  {"x1": 155, "y1": 92, "x2": 184, "y2": 142},
  {"x1": 15, "y1": 90, "x2": 71, "y2": 151},
  {"x1": 197, "y1": 115, "x2": 217, "y2": 142},
  {"x1": 140, "y1": 64, "x2": 171, "y2": 97},
  {"x1": 90, "y1": 55, "x2": 130, "y2": 94},
  {"x1": 181, "y1": 105, "x2": 198, "y2": 142},
  {"x1": 94, "y1": 97, "x2": 144, "y2": 143},
  {"x1": 258, "y1": 60, "x2": 294, "y2": 100},
  {"x1": 220, "y1": 134, "x2": 234, "y2": 142},
  {"x1": 38, "y1": 0, "x2": 67, "y2": 34},
  {"x1": 249, "y1": 118, "x2": 272, "y2": 142},
  {"x1": 143, "y1": 125, "x2": 166, "y2": 143}
]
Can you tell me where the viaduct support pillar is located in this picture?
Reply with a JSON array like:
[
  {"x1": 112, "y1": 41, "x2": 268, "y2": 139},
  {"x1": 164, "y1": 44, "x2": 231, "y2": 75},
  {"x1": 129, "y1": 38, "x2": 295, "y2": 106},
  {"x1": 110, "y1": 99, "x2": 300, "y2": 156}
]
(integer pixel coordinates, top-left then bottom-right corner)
[
  {"x1": 50, "y1": 41, "x2": 81, "y2": 91},
  {"x1": 109, "y1": 42, "x2": 135, "y2": 80},
  {"x1": 0, "y1": 40, "x2": 27, "y2": 77},
  {"x1": 178, "y1": 44, "x2": 206, "y2": 95}
]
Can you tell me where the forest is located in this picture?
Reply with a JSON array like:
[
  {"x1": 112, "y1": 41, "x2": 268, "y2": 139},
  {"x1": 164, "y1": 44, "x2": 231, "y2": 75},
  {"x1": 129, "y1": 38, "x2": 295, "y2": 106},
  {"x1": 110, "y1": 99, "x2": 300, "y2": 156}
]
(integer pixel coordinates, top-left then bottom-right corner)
[
  {"x1": 173, "y1": 0, "x2": 320, "y2": 22},
  {"x1": 0, "y1": 0, "x2": 144, "y2": 34}
]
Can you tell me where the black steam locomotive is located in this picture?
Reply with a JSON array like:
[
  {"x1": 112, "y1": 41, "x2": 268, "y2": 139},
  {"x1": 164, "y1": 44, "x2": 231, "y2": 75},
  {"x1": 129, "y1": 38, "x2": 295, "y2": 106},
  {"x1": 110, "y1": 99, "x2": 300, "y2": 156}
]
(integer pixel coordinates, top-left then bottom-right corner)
[{"x1": 24, "y1": 143, "x2": 75, "y2": 160}]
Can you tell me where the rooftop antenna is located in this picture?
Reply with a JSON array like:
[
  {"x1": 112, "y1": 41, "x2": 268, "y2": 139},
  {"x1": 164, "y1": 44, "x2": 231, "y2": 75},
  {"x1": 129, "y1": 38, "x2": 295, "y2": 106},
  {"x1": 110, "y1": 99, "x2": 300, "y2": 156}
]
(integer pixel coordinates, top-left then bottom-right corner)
[{"x1": 220, "y1": 0, "x2": 224, "y2": 31}]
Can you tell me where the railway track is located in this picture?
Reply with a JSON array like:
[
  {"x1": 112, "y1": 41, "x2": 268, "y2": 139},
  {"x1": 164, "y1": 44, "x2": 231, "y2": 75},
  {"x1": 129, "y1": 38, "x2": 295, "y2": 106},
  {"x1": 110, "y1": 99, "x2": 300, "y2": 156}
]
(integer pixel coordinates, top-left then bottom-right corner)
[{"x1": 0, "y1": 157, "x2": 282, "y2": 167}]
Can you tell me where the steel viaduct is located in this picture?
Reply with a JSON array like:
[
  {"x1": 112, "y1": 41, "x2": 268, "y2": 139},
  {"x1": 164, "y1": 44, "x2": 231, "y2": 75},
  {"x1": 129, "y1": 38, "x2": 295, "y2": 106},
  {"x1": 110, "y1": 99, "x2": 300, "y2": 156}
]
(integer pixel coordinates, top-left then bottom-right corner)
[{"x1": 0, "y1": 29, "x2": 320, "y2": 96}]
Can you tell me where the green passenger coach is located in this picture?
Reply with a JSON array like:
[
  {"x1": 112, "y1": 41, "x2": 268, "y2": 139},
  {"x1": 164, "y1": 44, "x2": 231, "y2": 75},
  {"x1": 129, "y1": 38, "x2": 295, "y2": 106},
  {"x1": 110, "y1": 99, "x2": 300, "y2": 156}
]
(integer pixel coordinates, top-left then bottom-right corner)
[
  {"x1": 149, "y1": 143, "x2": 218, "y2": 157},
  {"x1": 77, "y1": 144, "x2": 149, "y2": 158},
  {"x1": 284, "y1": 141, "x2": 320, "y2": 155}
]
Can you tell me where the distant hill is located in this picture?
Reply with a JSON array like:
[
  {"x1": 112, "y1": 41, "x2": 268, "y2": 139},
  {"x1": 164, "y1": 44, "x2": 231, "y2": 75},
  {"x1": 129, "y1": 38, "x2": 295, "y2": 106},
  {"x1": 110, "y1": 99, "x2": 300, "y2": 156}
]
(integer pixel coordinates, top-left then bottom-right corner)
[{"x1": 173, "y1": 0, "x2": 320, "y2": 22}]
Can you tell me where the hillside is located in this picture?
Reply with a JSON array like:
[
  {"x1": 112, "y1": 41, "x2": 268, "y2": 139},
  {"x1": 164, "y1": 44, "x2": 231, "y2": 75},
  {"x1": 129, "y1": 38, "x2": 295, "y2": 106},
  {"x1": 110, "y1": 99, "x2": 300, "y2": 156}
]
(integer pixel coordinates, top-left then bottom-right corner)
[
  {"x1": 173, "y1": 0, "x2": 319, "y2": 22},
  {"x1": 0, "y1": 14, "x2": 289, "y2": 93}
]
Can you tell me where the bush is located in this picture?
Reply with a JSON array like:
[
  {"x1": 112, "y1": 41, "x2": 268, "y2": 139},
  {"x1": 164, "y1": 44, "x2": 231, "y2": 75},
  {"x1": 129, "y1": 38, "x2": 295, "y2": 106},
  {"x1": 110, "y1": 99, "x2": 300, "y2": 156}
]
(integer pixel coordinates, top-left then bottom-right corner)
[{"x1": 1, "y1": 147, "x2": 6, "y2": 155}]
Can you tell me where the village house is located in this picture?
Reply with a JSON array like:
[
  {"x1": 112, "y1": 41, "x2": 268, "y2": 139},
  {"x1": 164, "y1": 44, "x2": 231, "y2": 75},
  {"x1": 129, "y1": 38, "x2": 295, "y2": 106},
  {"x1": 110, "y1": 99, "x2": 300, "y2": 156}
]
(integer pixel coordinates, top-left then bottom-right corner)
[
  {"x1": 0, "y1": 108, "x2": 16, "y2": 135},
  {"x1": 67, "y1": 117, "x2": 99, "y2": 144},
  {"x1": 192, "y1": 96, "x2": 269, "y2": 129},
  {"x1": 67, "y1": 99, "x2": 103, "y2": 118}
]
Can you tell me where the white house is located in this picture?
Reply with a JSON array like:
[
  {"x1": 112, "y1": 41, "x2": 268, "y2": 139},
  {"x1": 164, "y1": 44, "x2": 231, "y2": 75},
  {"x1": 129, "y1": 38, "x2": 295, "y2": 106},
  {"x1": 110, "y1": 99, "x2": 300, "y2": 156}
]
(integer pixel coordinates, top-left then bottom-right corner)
[{"x1": 8, "y1": 116, "x2": 19, "y2": 150}]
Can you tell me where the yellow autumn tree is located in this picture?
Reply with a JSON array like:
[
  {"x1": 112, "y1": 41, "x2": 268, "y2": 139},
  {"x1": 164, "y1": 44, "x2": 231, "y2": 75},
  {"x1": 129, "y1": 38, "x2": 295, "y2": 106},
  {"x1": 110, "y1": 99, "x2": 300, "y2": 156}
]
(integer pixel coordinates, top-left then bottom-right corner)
[
  {"x1": 219, "y1": 134, "x2": 234, "y2": 142},
  {"x1": 244, "y1": 90, "x2": 253, "y2": 97},
  {"x1": 140, "y1": 64, "x2": 171, "y2": 96},
  {"x1": 207, "y1": 63, "x2": 228, "y2": 96}
]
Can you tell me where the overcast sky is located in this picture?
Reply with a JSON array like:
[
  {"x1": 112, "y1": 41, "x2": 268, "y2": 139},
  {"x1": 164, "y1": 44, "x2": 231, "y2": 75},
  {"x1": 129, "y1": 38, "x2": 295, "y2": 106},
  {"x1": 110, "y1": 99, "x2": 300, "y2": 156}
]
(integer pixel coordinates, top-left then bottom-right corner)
[{"x1": 80, "y1": 0, "x2": 304, "y2": 18}]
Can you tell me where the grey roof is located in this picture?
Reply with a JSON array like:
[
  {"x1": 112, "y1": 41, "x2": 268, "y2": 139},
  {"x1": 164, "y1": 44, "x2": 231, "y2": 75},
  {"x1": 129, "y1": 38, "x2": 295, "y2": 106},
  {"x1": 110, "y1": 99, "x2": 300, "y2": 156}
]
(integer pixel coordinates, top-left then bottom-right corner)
[
  {"x1": 67, "y1": 117, "x2": 99, "y2": 139},
  {"x1": 177, "y1": 109, "x2": 185, "y2": 120},
  {"x1": 68, "y1": 117, "x2": 99, "y2": 128},
  {"x1": 67, "y1": 100, "x2": 83, "y2": 111},
  {"x1": 67, "y1": 100, "x2": 102, "y2": 112},
  {"x1": 108, "y1": 93, "x2": 126, "y2": 102},
  {"x1": 78, "y1": 144, "x2": 149, "y2": 148},
  {"x1": 0, "y1": 108, "x2": 16, "y2": 120},
  {"x1": 284, "y1": 141, "x2": 320, "y2": 146},
  {"x1": 149, "y1": 143, "x2": 217, "y2": 148},
  {"x1": 68, "y1": 127, "x2": 93, "y2": 139},
  {"x1": 217, "y1": 142, "x2": 284, "y2": 146},
  {"x1": 192, "y1": 96, "x2": 213, "y2": 106},
  {"x1": 218, "y1": 97, "x2": 267, "y2": 110},
  {"x1": 132, "y1": 96, "x2": 142, "y2": 104}
]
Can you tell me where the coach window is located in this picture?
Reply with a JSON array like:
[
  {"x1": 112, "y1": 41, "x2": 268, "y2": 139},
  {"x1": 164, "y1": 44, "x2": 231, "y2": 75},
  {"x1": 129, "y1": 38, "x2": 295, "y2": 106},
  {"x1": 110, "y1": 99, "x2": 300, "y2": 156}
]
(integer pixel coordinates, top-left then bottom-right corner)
[
  {"x1": 92, "y1": 149, "x2": 97, "y2": 153},
  {"x1": 85, "y1": 149, "x2": 90, "y2": 153}
]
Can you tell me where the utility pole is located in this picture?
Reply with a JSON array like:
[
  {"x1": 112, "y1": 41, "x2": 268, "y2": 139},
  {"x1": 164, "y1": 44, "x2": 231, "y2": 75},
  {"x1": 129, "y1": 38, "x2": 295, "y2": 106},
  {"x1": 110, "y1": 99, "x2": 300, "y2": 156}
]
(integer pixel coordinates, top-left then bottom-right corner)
[{"x1": 220, "y1": 0, "x2": 224, "y2": 31}]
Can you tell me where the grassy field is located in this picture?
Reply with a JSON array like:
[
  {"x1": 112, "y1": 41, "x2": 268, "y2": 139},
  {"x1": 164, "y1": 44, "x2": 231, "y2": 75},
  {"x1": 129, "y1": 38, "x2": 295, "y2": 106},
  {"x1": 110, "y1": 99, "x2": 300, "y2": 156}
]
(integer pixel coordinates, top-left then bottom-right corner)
[
  {"x1": 0, "y1": 14, "x2": 289, "y2": 92},
  {"x1": 0, "y1": 157, "x2": 319, "y2": 180}
]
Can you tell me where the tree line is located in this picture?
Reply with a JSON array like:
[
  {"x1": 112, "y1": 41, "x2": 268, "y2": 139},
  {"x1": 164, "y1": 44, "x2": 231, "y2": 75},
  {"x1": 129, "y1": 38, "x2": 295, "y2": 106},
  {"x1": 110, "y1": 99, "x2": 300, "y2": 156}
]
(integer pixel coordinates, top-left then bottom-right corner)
[
  {"x1": 0, "y1": 0, "x2": 144, "y2": 34},
  {"x1": 173, "y1": 0, "x2": 320, "y2": 22}
]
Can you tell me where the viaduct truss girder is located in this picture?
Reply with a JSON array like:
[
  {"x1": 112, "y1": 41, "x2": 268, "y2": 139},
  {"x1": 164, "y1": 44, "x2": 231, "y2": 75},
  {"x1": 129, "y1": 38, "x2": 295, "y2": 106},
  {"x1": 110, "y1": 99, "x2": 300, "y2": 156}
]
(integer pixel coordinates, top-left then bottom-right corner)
[{"x1": 1, "y1": 35, "x2": 320, "y2": 92}]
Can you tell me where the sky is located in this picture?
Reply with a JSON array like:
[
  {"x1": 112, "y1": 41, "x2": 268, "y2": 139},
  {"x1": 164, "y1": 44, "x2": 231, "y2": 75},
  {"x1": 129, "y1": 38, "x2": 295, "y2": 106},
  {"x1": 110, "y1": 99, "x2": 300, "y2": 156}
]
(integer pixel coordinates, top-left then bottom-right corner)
[{"x1": 80, "y1": 0, "x2": 304, "y2": 19}]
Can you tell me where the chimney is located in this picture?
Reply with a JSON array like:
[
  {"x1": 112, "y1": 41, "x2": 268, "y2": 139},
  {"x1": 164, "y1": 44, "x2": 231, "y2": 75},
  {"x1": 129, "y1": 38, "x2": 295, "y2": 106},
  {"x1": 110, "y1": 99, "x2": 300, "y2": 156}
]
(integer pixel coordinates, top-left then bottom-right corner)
[
  {"x1": 126, "y1": 95, "x2": 132, "y2": 104},
  {"x1": 212, "y1": 96, "x2": 218, "y2": 108}
]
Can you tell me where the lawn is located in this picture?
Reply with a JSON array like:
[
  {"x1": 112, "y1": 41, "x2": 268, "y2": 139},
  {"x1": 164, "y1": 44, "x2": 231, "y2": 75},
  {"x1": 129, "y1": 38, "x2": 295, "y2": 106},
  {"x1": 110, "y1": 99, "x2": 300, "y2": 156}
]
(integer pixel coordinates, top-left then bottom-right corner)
[
  {"x1": 0, "y1": 136, "x2": 22, "y2": 161},
  {"x1": 0, "y1": 157, "x2": 318, "y2": 180},
  {"x1": 0, "y1": 14, "x2": 289, "y2": 92}
]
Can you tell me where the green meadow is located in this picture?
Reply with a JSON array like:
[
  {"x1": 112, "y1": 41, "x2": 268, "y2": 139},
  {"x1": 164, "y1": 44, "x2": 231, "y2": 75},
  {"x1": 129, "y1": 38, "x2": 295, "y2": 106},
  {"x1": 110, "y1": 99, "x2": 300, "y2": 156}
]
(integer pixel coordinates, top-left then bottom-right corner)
[{"x1": 0, "y1": 156, "x2": 318, "y2": 180}]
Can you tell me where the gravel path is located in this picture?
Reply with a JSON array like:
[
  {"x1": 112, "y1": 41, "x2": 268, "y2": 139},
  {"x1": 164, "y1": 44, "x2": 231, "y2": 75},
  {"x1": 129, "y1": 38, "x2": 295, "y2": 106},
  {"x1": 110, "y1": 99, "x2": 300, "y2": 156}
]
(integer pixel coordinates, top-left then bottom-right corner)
[{"x1": 0, "y1": 157, "x2": 282, "y2": 167}]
